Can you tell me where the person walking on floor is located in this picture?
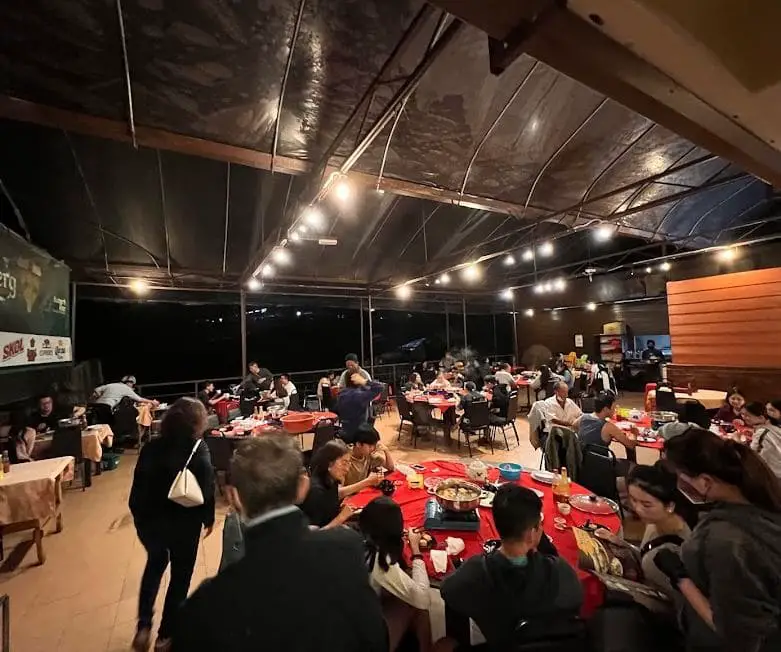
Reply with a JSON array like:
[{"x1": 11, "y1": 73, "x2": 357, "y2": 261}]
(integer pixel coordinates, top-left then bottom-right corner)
[{"x1": 129, "y1": 397, "x2": 215, "y2": 651}]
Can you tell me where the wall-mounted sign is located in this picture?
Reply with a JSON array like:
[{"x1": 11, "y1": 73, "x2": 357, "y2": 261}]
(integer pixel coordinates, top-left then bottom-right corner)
[
  {"x1": 0, "y1": 226, "x2": 71, "y2": 368},
  {"x1": 574, "y1": 333, "x2": 584, "y2": 348}
]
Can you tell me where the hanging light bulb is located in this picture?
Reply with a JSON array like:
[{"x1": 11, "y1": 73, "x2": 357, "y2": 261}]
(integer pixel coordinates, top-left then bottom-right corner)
[
  {"x1": 461, "y1": 263, "x2": 481, "y2": 282},
  {"x1": 129, "y1": 279, "x2": 149, "y2": 295},
  {"x1": 247, "y1": 277, "x2": 261, "y2": 291},
  {"x1": 595, "y1": 225, "x2": 614, "y2": 242},
  {"x1": 534, "y1": 283, "x2": 545, "y2": 294},
  {"x1": 503, "y1": 255, "x2": 515, "y2": 266},
  {"x1": 718, "y1": 247, "x2": 738, "y2": 262},
  {"x1": 303, "y1": 207, "x2": 323, "y2": 229},
  {"x1": 524, "y1": 308, "x2": 534, "y2": 317},
  {"x1": 659, "y1": 261, "x2": 672, "y2": 272},
  {"x1": 439, "y1": 273, "x2": 451, "y2": 285},
  {"x1": 539, "y1": 242, "x2": 554, "y2": 257},
  {"x1": 645, "y1": 266, "x2": 653, "y2": 274},
  {"x1": 522, "y1": 248, "x2": 534, "y2": 261},
  {"x1": 586, "y1": 302, "x2": 596, "y2": 311},
  {"x1": 554, "y1": 278, "x2": 566, "y2": 292},
  {"x1": 396, "y1": 285, "x2": 412, "y2": 299},
  {"x1": 261, "y1": 264, "x2": 275, "y2": 278},
  {"x1": 333, "y1": 179, "x2": 352, "y2": 202},
  {"x1": 272, "y1": 247, "x2": 291, "y2": 265},
  {"x1": 501, "y1": 288, "x2": 514, "y2": 300}
]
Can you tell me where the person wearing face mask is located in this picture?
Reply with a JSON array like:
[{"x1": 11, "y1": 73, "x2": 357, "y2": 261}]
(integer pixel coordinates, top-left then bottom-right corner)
[
  {"x1": 656, "y1": 427, "x2": 781, "y2": 652},
  {"x1": 438, "y1": 485, "x2": 582, "y2": 651}
]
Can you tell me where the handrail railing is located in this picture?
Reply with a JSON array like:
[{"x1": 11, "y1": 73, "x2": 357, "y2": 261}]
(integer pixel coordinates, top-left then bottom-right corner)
[{"x1": 136, "y1": 354, "x2": 516, "y2": 402}]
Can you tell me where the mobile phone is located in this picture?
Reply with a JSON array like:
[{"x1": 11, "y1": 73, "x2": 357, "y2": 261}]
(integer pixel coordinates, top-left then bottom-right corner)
[{"x1": 410, "y1": 464, "x2": 426, "y2": 471}]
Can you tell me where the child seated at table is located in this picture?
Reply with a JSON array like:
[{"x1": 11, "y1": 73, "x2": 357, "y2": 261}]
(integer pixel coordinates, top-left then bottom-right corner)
[
  {"x1": 437, "y1": 485, "x2": 583, "y2": 651},
  {"x1": 359, "y1": 497, "x2": 431, "y2": 651},
  {"x1": 343, "y1": 423, "x2": 395, "y2": 486}
]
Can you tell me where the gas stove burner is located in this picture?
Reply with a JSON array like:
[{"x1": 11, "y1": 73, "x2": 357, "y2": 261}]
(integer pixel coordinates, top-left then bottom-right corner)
[{"x1": 424, "y1": 499, "x2": 481, "y2": 531}]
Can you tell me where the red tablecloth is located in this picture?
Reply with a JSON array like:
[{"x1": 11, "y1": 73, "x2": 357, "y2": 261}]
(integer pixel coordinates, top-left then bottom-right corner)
[
  {"x1": 215, "y1": 399, "x2": 239, "y2": 424},
  {"x1": 346, "y1": 460, "x2": 621, "y2": 616}
]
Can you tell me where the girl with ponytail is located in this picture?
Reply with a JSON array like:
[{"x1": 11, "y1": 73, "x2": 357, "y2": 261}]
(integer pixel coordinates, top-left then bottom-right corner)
[{"x1": 655, "y1": 427, "x2": 781, "y2": 652}]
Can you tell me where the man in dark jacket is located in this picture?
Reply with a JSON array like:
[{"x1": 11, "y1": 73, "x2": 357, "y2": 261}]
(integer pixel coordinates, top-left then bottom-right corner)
[
  {"x1": 336, "y1": 373, "x2": 383, "y2": 444},
  {"x1": 172, "y1": 435, "x2": 388, "y2": 652},
  {"x1": 440, "y1": 485, "x2": 583, "y2": 650}
]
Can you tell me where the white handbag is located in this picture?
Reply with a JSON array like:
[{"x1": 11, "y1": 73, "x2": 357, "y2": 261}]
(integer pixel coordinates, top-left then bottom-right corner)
[{"x1": 167, "y1": 440, "x2": 205, "y2": 507}]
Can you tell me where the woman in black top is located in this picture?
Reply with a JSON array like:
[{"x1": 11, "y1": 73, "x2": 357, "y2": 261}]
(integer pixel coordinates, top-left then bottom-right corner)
[
  {"x1": 129, "y1": 397, "x2": 215, "y2": 652},
  {"x1": 300, "y1": 440, "x2": 381, "y2": 529}
]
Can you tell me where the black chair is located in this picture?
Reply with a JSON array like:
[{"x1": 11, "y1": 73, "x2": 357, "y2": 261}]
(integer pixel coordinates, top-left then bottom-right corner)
[
  {"x1": 321, "y1": 386, "x2": 335, "y2": 413},
  {"x1": 287, "y1": 392, "x2": 302, "y2": 411},
  {"x1": 654, "y1": 382, "x2": 678, "y2": 413},
  {"x1": 204, "y1": 434, "x2": 235, "y2": 495},
  {"x1": 395, "y1": 395, "x2": 416, "y2": 444},
  {"x1": 514, "y1": 615, "x2": 587, "y2": 651},
  {"x1": 112, "y1": 398, "x2": 140, "y2": 448},
  {"x1": 459, "y1": 400, "x2": 491, "y2": 457},
  {"x1": 374, "y1": 383, "x2": 390, "y2": 418},
  {"x1": 410, "y1": 401, "x2": 437, "y2": 450},
  {"x1": 304, "y1": 420, "x2": 336, "y2": 468},
  {"x1": 580, "y1": 397, "x2": 596, "y2": 414},
  {"x1": 579, "y1": 443, "x2": 624, "y2": 519},
  {"x1": 544, "y1": 380, "x2": 557, "y2": 400},
  {"x1": 87, "y1": 402, "x2": 112, "y2": 425},
  {"x1": 303, "y1": 395, "x2": 320, "y2": 412},
  {"x1": 239, "y1": 390, "x2": 259, "y2": 417},
  {"x1": 50, "y1": 425, "x2": 90, "y2": 490},
  {"x1": 490, "y1": 391, "x2": 520, "y2": 450}
]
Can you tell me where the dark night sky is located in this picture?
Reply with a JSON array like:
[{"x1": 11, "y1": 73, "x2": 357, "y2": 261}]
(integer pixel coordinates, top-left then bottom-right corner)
[{"x1": 75, "y1": 299, "x2": 515, "y2": 386}]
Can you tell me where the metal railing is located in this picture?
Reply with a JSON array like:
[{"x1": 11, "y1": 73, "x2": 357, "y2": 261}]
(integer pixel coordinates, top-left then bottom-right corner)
[{"x1": 136, "y1": 354, "x2": 516, "y2": 403}]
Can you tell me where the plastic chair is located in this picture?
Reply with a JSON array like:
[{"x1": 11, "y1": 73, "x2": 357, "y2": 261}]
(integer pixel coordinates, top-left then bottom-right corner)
[
  {"x1": 490, "y1": 391, "x2": 520, "y2": 450},
  {"x1": 303, "y1": 395, "x2": 320, "y2": 412},
  {"x1": 51, "y1": 425, "x2": 90, "y2": 490},
  {"x1": 459, "y1": 400, "x2": 491, "y2": 457},
  {"x1": 578, "y1": 443, "x2": 624, "y2": 519}
]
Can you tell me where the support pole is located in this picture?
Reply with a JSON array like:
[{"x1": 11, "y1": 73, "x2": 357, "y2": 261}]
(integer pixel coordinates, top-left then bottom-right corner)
[
  {"x1": 240, "y1": 290, "x2": 247, "y2": 375},
  {"x1": 368, "y1": 295, "x2": 375, "y2": 378},
  {"x1": 70, "y1": 282, "x2": 77, "y2": 361},
  {"x1": 511, "y1": 299, "x2": 519, "y2": 367},
  {"x1": 445, "y1": 303, "x2": 450, "y2": 349},
  {"x1": 462, "y1": 298, "x2": 468, "y2": 349},
  {"x1": 359, "y1": 298, "x2": 365, "y2": 367},
  {"x1": 492, "y1": 313, "x2": 497, "y2": 355}
]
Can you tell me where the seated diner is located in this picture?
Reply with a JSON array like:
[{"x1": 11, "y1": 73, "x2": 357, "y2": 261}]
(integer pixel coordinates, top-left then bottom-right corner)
[
  {"x1": 343, "y1": 423, "x2": 395, "y2": 486},
  {"x1": 542, "y1": 381, "x2": 582, "y2": 433},
  {"x1": 578, "y1": 393, "x2": 637, "y2": 475},
  {"x1": 742, "y1": 402, "x2": 781, "y2": 478},
  {"x1": 715, "y1": 387, "x2": 746, "y2": 423}
]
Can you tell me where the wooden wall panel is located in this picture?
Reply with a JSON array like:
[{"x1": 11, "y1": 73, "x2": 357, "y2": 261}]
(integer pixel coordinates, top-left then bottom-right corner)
[{"x1": 668, "y1": 268, "x2": 781, "y2": 368}]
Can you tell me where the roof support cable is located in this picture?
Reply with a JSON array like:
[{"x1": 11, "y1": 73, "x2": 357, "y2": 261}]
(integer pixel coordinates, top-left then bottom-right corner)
[{"x1": 115, "y1": 0, "x2": 137, "y2": 149}]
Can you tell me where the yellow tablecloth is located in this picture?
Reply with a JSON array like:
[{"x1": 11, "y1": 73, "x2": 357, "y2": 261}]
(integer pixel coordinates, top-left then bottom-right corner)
[
  {"x1": 647, "y1": 388, "x2": 724, "y2": 410},
  {"x1": 82, "y1": 424, "x2": 114, "y2": 462},
  {"x1": 0, "y1": 456, "x2": 74, "y2": 525}
]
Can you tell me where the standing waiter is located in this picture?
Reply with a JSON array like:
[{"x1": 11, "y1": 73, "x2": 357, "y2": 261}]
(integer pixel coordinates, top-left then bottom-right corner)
[{"x1": 238, "y1": 361, "x2": 273, "y2": 417}]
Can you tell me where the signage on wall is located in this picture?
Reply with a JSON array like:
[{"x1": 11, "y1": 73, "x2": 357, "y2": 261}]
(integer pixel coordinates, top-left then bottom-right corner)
[
  {"x1": 574, "y1": 334, "x2": 584, "y2": 348},
  {"x1": 0, "y1": 226, "x2": 71, "y2": 368}
]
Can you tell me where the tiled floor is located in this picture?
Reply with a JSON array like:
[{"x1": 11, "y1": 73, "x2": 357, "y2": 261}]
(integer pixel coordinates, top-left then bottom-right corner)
[{"x1": 1, "y1": 394, "x2": 653, "y2": 651}]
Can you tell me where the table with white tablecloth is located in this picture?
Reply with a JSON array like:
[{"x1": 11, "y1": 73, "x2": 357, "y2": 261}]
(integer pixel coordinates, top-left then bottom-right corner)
[
  {"x1": 646, "y1": 388, "x2": 724, "y2": 410},
  {"x1": 0, "y1": 456, "x2": 74, "y2": 564}
]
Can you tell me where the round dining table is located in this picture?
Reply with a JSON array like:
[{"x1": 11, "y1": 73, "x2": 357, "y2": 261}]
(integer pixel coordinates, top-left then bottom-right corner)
[
  {"x1": 407, "y1": 393, "x2": 460, "y2": 442},
  {"x1": 346, "y1": 460, "x2": 621, "y2": 616}
]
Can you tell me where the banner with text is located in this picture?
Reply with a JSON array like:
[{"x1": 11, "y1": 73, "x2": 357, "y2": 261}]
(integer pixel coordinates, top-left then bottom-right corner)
[{"x1": 0, "y1": 226, "x2": 71, "y2": 368}]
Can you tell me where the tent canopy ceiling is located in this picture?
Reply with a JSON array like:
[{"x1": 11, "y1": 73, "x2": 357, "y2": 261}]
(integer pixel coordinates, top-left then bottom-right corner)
[{"x1": 0, "y1": 1, "x2": 778, "y2": 297}]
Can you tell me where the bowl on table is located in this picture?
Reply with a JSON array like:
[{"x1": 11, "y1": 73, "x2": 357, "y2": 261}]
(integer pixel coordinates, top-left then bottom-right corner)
[
  {"x1": 498, "y1": 462, "x2": 522, "y2": 481},
  {"x1": 648, "y1": 411, "x2": 678, "y2": 430},
  {"x1": 280, "y1": 412, "x2": 314, "y2": 434},
  {"x1": 378, "y1": 479, "x2": 396, "y2": 496},
  {"x1": 433, "y1": 478, "x2": 482, "y2": 512}
]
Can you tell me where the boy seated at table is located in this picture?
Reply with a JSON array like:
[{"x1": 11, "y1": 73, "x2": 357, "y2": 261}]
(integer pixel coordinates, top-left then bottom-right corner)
[
  {"x1": 437, "y1": 485, "x2": 583, "y2": 651},
  {"x1": 343, "y1": 423, "x2": 395, "y2": 486},
  {"x1": 578, "y1": 393, "x2": 637, "y2": 476}
]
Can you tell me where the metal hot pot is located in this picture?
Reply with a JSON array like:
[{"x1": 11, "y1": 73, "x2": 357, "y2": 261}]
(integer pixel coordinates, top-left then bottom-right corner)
[{"x1": 433, "y1": 478, "x2": 482, "y2": 512}]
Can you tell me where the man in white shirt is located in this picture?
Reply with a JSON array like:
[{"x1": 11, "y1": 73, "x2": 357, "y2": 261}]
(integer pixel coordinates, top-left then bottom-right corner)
[
  {"x1": 337, "y1": 353, "x2": 371, "y2": 388},
  {"x1": 93, "y1": 375, "x2": 158, "y2": 409},
  {"x1": 542, "y1": 381, "x2": 582, "y2": 433},
  {"x1": 494, "y1": 362, "x2": 517, "y2": 390}
]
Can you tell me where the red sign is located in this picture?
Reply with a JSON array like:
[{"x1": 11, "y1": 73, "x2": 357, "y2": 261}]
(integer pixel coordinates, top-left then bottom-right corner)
[{"x1": 2, "y1": 337, "x2": 24, "y2": 362}]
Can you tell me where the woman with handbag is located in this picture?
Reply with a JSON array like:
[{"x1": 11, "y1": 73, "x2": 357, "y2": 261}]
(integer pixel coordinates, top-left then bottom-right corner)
[{"x1": 129, "y1": 397, "x2": 215, "y2": 651}]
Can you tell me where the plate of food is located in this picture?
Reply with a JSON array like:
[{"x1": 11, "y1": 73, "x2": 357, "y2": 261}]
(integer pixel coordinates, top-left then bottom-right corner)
[{"x1": 530, "y1": 470, "x2": 556, "y2": 485}]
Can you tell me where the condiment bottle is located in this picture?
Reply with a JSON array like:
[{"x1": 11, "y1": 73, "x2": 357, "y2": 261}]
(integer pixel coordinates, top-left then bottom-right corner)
[{"x1": 552, "y1": 467, "x2": 571, "y2": 504}]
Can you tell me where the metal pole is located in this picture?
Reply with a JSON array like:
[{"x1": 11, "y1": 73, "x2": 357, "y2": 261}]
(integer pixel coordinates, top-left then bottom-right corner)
[
  {"x1": 511, "y1": 299, "x2": 519, "y2": 367},
  {"x1": 359, "y1": 298, "x2": 365, "y2": 367},
  {"x1": 445, "y1": 303, "x2": 450, "y2": 349},
  {"x1": 368, "y1": 295, "x2": 375, "y2": 378},
  {"x1": 70, "y1": 281, "x2": 77, "y2": 361},
  {"x1": 462, "y1": 297, "x2": 468, "y2": 349},
  {"x1": 492, "y1": 313, "x2": 497, "y2": 355},
  {"x1": 240, "y1": 290, "x2": 247, "y2": 374}
]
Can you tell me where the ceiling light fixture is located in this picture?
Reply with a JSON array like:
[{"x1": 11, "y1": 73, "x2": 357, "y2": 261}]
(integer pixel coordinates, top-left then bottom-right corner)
[
  {"x1": 659, "y1": 261, "x2": 671, "y2": 272},
  {"x1": 595, "y1": 225, "x2": 614, "y2": 242},
  {"x1": 396, "y1": 285, "x2": 412, "y2": 300},
  {"x1": 303, "y1": 207, "x2": 323, "y2": 229},
  {"x1": 333, "y1": 179, "x2": 352, "y2": 202},
  {"x1": 553, "y1": 278, "x2": 566, "y2": 291},
  {"x1": 129, "y1": 279, "x2": 149, "y2": 295},
  {"x1": 272, "y1": 247, "x2": 291, "y2": 265},
  {"x1": 718, "y1": 247, "x2": 738, "y2": 262},
  {"x1": 501, "y1": 288, "x2": 514, "y2": 300},
  {"x1": 503, "y1": 255, "x2": 515, "y2": 266},
  {"x1": 289, "y1": 231, "x2": 300, "y2": 242},
  {"x1": 296, "y1": 311, "x2": 302, "y2": 317},
  {"x1": 461, "y1": 263, "x2": 481, "y2": 282},
  {"x1": 247, "y1": 277, "x2": 261, "y2": 291},
  {"x1": 586, "y1": 302, "x2": 596, "y2": 311},
  {"x1": 524, "y1": 308, "x2": 534, "y2": 317},
  {"x1": 645, "y1": 266, "x2": 653, "y2": 274},
  {"x1": 261, "y1": 264, "x2": 275, "y2": 278},
  {"x1": 539, "y1": 242, "x2": 554, "y2": 257},
  {"x1": 439, "y1": 273, "x2": 451, "y2": 285},
  {"x1": 522, "y1": 248, "x2": 534, "y2": 261},
  {"x1": 298, "y1": 224, "x2": 308, "y2": 234},
  {"x1": 534, "y1": 283, "x2": 545, "y2": 294}
]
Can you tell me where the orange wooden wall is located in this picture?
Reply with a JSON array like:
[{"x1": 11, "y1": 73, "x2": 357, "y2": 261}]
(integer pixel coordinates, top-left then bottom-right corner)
[{"x1": 667, "y1": 268, "x2": 781, "y2": 368}]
